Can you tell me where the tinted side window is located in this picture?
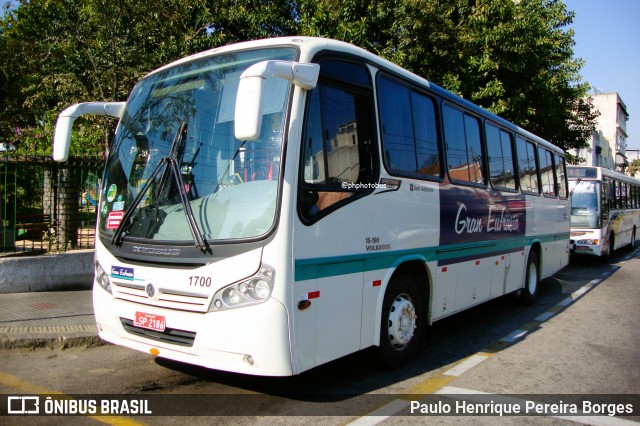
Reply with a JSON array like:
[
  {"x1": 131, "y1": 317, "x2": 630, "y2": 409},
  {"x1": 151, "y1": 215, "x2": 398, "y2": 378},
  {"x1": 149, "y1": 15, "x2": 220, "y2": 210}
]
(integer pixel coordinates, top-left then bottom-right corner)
[
  {"x1": 616, "y1": 181, "x2": 627, "y2": 208},
  {"x1": 443, "y1": 105, "x2": 484, "y2": 184},
  {"x1": 303, "y1": 85, "x2": 366, "y2": 186},
  {"x1": 554, "y1": 153, "x2": 568, "y2": 199},
  {"x1": 378, "y1": 77, "x2": 415, "y2": 173},
  {"x1": 539, "y1": 147, "x2": 555, "y2": 196},
  {"x1": 602, "y1": 178, "x2": 610, "y2": 222},
  {"x1": 299, "y1": 60, "x2": 376, "y2": 221},
  {"x1": 486, "y1": 124, "x2": 516, "y2": 190},
  {"x1": 516, "y1": 136, "x2": 540, "y2": 194},
  {"x1": 412, "y1": 92, "x2": 440, "y2": 177},
  {"x1": 378, "y1": 76, "x2": 440, "y2": 178}
]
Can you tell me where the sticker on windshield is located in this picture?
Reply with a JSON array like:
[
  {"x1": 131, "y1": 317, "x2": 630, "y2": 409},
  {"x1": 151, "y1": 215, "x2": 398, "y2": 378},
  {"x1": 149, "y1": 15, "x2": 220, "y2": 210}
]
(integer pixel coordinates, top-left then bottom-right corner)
[
  {"x1": 100, "y1": 202, "x2": 109, "y2": 217},
  {"x1": 107, "y1": 184, "x2": 117, "y2": 202},
  {"x1": 107, "y1": 211, "x2": 124, "y2": 229},
  {"x1": 112, "y1": 201, "x2": 125, "y2": 211}
]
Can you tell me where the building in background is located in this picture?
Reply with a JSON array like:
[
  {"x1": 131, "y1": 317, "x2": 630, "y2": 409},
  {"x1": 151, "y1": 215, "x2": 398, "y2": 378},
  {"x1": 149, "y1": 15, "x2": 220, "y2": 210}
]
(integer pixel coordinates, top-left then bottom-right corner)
[{"x1": 571, "y1": 92, "x2": 629, "y2": 173}]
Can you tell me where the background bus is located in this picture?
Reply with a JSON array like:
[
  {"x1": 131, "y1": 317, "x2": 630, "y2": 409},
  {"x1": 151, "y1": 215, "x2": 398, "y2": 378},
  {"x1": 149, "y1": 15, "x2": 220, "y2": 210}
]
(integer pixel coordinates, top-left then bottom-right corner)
[
  {"x1": 568, "y1": 166, "x2": 640, "y2": 259},
  {"x1": 53, "y1": 37, "x2": 570, "y2": 376}
]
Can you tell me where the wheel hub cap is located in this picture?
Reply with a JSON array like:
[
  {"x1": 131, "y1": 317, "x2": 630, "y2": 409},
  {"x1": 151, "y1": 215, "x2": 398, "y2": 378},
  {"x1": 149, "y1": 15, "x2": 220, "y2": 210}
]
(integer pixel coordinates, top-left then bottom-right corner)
[{"x1": 388, "y1": 294, "x2": 416, "y2": 350}]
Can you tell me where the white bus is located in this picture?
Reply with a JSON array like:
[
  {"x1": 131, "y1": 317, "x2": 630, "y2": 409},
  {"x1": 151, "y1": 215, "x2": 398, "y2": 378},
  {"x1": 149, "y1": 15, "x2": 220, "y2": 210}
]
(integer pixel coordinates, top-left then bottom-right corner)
[
  {"x1": 568, "y1": 166, "x2": 640, "y2": 259},
  {"x1": 53, "y1": 37, "x2": 570, "y2": 376}
]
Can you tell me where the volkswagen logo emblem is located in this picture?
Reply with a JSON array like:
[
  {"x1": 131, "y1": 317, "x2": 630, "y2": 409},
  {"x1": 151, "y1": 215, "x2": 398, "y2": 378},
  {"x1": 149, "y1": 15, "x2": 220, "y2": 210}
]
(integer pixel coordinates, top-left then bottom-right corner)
[{"x1": 145, "y1": 283, "x2": 156, "y2": 298}]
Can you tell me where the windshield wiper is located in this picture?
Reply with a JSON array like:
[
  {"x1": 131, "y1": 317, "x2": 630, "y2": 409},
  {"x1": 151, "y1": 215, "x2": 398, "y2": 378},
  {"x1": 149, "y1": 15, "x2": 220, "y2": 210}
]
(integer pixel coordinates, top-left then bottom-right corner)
[
  {"x1": 166, "y1": 124, "x2": 209, "y2": 253},
  {"x1": 111, "y1": 121, "x2": 210, "y2": 254},
  {"x1": 569, "y1": 178, "x2": 582, "y2": 197}
]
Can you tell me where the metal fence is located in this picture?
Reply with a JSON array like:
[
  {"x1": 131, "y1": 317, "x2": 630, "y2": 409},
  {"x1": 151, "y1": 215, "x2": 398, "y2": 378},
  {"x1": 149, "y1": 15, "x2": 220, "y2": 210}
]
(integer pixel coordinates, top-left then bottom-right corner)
[{"x1": 1, "y1": 150, "x2": 105, "y2": 255}]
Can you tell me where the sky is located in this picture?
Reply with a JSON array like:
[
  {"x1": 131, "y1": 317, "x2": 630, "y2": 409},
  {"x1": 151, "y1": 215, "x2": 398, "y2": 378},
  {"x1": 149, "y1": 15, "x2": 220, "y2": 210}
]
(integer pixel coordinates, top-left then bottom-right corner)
[{"x1": 564, "y1": 0, "x2": 640, "y2": 151}]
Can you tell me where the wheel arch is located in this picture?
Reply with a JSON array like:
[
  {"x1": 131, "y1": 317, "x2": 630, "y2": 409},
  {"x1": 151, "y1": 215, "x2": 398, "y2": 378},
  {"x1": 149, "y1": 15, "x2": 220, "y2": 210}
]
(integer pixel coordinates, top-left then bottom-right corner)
[
  {"x1": 373, "y1": 256, "x2": 431, "y2": 347},
  {"x1": 521, "y1": 240, "x2": 542, "y2": 282},
  {"x1": 519, "y1": 243, "x2": 541, "y2": 305}
]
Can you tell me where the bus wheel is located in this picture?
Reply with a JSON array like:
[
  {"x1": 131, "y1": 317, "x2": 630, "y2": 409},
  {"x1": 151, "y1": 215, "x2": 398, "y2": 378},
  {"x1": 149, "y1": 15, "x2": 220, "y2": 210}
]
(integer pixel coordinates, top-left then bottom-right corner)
[
  {"x1": 626, "y1": 227, "x2": 637, "y2": 251},
  {"x1": 519, "y1": 252, "x2": 540, "y2": 306},
  {"x1": 601, "y1": 234, "x2": 614, "y2": 262},
  {"x1": 378, "y1": 274, "x2": 424, "y2": 369}
]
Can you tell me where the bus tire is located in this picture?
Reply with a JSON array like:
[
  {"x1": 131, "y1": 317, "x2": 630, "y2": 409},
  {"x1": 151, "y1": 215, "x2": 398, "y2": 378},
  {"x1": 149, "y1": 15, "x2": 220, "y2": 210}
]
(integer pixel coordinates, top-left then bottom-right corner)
[
  {"x1": 625, "y1": 227, "x2": 636, "y2": 251},
  {"x1": 601, "y1": 233, "x2": 614, "y2": 262},
  {"x1": 378, "y1": 274, "x2": 425, "y2": 369},
  {"x1": 519, "y1": 251, "x2": 540, "y2": 306}
]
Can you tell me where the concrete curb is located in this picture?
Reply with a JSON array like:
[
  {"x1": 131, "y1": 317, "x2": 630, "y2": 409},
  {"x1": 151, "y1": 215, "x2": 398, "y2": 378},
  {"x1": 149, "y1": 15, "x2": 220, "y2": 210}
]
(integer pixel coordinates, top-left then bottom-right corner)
[
  {"x1": 0, "y1": 334, "x2": 104, "y2": 350},
  {"x1": 0, "y1": 250, "x2": 94, "y2": 293}
]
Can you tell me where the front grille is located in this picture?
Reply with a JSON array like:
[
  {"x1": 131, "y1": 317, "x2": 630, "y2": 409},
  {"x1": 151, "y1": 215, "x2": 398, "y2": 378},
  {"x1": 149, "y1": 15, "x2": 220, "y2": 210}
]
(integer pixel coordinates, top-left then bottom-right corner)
[
  {"x1": 120, "y1": 318, "x2": 197, "y2": 347},
  {"x1": 112, "y1": 282, "x2": 210, "y2": 313}
]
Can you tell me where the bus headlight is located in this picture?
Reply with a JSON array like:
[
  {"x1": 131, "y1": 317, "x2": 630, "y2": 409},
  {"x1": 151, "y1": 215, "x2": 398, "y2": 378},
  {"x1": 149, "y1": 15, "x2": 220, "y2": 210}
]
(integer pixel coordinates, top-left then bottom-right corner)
[
  {"x1": 94, "y1": 260, "x2": 112, "y2": 294},
  {"x1": 209, "y1": 264, "x2": 275, "y2": 311}
]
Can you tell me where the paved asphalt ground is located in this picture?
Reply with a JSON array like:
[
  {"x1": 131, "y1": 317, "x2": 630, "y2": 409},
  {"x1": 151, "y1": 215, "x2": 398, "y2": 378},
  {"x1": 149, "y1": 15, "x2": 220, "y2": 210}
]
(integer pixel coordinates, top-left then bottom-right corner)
[
  {"x1": 0, "y1": 250, "x2": 638, "y2": 424},
  {"x1": 1, "y1": 249, "x2": 639, "y2": 364}
]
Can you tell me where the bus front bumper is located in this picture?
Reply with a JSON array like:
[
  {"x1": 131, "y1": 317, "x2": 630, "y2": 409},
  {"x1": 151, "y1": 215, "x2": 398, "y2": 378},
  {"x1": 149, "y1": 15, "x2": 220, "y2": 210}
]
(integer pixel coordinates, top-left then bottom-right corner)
[
  {"x1": 570, "y1": 242, "x2": 604, "y2": 256},
  {"x1": 93, "y1": 287, "x2": 294, "y2": 376}
]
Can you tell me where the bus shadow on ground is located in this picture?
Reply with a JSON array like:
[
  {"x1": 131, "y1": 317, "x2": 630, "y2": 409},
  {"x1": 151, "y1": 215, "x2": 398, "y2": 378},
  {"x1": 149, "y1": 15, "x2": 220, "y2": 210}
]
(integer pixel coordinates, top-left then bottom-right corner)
[{"x1": 154, "y1": 251, "x2": 629, "y2": 403}]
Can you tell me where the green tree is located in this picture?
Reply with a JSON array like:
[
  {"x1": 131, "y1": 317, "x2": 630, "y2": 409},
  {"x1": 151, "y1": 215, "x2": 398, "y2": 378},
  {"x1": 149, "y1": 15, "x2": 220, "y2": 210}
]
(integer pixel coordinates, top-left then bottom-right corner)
[
  {"x1": 296, "y1": 0, "x2": 595, "y2": 153},
  {"x1": 0, "y1": 0, "x2": 301, "y2": 153},
  {"x1": 629, "y1": 159, "x2": 640, "y2": 177},
  {"x1": 0, "y1": 0, "x2": 216, "y2": 153},
  {"x1": 1, "y1": 0, "x2": 596, "y2": 155}
]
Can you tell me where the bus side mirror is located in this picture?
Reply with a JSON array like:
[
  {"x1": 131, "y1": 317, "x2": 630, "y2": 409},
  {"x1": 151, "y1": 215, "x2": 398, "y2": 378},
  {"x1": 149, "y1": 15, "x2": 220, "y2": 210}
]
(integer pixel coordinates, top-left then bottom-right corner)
[
  {"x1": 234, "y1": 61, "x2": 320, "y2": 141},
  {"x1": 53, "y1": 102, "x2": 126, "y2": 161}
]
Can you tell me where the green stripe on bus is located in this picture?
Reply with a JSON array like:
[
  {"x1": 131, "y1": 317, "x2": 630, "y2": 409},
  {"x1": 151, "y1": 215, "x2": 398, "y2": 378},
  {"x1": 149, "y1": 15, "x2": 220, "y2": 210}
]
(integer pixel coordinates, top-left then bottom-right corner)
[{"x1": 294, "y1": 233, "x2": 567, "y2": 281}]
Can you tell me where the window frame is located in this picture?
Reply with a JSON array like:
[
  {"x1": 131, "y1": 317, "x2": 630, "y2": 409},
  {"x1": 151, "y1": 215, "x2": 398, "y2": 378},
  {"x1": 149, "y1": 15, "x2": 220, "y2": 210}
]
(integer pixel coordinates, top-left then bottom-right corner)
[
  {"x1": 442, "y1": 102, "x2": 486, "y2": 188},
  {"x1": 515, "y1": 135, "x2": 541, "y2": 196},
  {"x1": 297, "y1": 55, "x2": 379, "y2": 224},
  {"x1": 539, "y1": 146, "x2": 557, "y2": 198},
  {"x1": 554, "y1": 152, "x2": 568, "y2": 200},
  {"x1": 485, "y1": 121, "x2": 518, "y2": 193},
  {"x1": 376, "y1": 73, "x2": 443, "y2": 182}
]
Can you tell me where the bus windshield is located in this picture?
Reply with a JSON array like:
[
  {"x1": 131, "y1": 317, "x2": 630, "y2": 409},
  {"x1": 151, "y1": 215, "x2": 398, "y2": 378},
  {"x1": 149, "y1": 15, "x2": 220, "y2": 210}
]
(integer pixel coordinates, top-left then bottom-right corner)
[
  {"x1": 570, "y1": 180, "x2": 600, "y2": 229},
  {"x1": 99, "y1": 47, "x2": 296, "y2": 245}
]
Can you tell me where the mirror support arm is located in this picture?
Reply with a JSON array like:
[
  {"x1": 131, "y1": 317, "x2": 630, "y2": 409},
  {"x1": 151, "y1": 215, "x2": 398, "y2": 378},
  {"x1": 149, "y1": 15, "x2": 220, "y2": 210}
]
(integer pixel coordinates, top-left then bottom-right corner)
[{"x1": 53, "y1": 102, "x2": 126, "y2": 161}]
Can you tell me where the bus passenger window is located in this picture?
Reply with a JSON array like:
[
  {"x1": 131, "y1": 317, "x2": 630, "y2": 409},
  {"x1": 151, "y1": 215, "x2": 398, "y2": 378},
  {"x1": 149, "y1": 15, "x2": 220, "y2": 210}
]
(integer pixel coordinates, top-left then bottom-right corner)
[
  {"x1": 486, "y1": 124, "x2": 516, "y2": 190},
  {"x1": 377, "y1": 75, "x2": 440, "y2": 179},
  {"x1": 516, "y1": 137, "x2": 540, "y2": 194},
  {"x1": 443, "y1": 105, "x2": 484, "y2": 184},
  {"x1": 539, "y1": 147, "x2": 555, "y2": 196},
  {"x1": 554, "y1": 153, "x2": 568, "y2": 198}
]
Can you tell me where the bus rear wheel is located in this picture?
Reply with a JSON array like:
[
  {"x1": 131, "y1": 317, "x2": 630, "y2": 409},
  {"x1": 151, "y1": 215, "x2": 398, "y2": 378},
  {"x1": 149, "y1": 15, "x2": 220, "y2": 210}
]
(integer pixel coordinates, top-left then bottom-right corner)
[
  {"x1": 519, "y1": 251, "x2": 540, "y2": 306},
  {"x1": 378, "y1": 274, "x2": 425, "y2": 369}
]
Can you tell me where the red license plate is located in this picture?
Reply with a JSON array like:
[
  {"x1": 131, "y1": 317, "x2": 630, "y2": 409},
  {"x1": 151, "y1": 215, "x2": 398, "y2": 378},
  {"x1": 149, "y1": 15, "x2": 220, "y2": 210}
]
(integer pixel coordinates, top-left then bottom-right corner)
[
  {"x1": 575, "y1": 246, "x2": 589, "y2": 251},
  {"x1": 134, "y1": 312, "x2": 166, "y2": 332}
]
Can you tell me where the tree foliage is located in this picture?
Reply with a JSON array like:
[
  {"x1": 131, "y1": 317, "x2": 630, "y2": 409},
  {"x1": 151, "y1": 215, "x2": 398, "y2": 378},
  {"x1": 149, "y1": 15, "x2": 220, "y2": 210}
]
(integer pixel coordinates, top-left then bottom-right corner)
[
  {"x1": 296, "y1": 0, "x2": 596, "y2": 153},
  {"x1": 0, "y1": 0, "x2": 594, "y2": 155},
  {"x1": 629, "y1": 159, "x2": 640, "y2": 178},
  {"x1": 0, "y1": 0, "x2": 303, "y2": 153}
]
